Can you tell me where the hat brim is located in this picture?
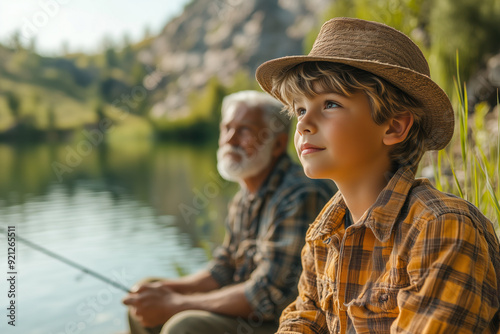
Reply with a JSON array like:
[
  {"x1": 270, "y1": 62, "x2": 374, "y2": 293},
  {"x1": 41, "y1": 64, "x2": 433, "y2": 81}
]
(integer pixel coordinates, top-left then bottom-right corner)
[{"x1": 256, "y1": 55, "x2": 454, "y2": 151}]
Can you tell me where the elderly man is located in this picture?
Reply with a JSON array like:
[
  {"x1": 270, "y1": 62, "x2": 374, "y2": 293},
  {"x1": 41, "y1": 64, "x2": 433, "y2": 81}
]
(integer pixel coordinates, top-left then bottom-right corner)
[{"x1": 123, "y1": 90, "x2": 335, "y2": 334}]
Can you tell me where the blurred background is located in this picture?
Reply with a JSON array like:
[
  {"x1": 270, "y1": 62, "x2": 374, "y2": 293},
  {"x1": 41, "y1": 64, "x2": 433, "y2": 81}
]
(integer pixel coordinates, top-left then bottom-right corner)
[{"x1": 0, "y1": 0, "x2": 499, "y2": 332}]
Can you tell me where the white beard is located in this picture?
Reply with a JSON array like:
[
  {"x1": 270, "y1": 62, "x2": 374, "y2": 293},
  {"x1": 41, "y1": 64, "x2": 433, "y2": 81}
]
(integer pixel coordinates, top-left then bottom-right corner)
[{"x1": 217, "y1": 141, "x2": 274, "y2": 182}]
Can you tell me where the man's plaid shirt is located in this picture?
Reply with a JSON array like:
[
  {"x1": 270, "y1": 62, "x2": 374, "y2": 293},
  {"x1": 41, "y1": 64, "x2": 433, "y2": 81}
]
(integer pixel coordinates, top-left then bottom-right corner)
[
  {"x1": 207, "y1": 154, "x2": 335, "y2": 320},
  {"x1": 278, "y1": 166, "x2": 500, "y2": 333}
]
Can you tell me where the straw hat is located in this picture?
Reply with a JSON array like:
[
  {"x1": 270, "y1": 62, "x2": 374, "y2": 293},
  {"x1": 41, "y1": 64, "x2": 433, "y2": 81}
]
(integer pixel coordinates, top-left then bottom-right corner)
[{"x1": 256, "y1": 17, "x2": 454, "y2": 151}]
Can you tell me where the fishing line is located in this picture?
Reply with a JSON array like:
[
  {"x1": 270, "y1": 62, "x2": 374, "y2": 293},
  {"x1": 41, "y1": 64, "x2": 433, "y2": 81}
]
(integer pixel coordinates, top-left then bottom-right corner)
[{"x1": 0, "y1": 226, "x2": 131, "y2": 293}]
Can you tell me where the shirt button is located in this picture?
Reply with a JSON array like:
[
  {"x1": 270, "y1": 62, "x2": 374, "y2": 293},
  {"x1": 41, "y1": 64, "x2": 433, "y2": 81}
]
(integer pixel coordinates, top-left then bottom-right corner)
[
  {"x1": 379, "y1": 293, "x2": 389, "y2": 303},
  {"x1": 335, "y1": 299, "x2": 345, "y2": 311}
]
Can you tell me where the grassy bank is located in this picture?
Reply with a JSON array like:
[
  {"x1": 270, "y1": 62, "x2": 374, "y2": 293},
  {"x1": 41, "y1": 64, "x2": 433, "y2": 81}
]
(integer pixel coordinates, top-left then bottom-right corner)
[{"x1": 421, "y1": 58, "x2": 500, "y2": 230}]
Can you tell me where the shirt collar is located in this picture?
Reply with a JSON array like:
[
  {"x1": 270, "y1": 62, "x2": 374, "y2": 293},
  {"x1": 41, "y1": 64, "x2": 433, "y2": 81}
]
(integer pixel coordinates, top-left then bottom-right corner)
[
  {"x1": 364, "y1": 166, "x2": 416, "y2": 242},
  {"x1": 307, "y1": 166, "x2": 416, "y2": 243}
]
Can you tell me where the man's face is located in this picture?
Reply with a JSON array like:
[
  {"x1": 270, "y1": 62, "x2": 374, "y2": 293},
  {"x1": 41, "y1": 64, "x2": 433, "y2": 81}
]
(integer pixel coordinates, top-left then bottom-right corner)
[{"x1": 217, "y1": 103, "x2": 275, "y2": 182}]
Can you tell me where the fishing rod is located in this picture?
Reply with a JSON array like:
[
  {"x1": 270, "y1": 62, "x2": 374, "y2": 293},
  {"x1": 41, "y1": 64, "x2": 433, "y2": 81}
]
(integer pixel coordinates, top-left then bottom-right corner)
[{"x1": 0, "y1": 226, "x2": 131, "y2": 293}]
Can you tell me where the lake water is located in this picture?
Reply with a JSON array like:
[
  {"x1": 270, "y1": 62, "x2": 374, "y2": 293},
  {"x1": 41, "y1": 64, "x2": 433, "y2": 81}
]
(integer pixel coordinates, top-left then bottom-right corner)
[{"x1": 0, "y1": 141, "x2": 238, "y2": 333}]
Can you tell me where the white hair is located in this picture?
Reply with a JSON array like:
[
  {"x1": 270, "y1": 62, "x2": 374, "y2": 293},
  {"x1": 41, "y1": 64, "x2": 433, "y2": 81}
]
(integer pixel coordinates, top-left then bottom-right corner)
[{"x1": 221, "y1": 90, "x2": 291, "y2": 135}]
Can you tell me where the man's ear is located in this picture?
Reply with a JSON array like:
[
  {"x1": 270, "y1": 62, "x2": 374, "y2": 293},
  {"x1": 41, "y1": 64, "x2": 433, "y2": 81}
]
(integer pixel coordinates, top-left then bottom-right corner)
[
  {"x1": 383, "y1": 111, "x2": 414, "y2": 146},
  {"x1": 272, "y1": 133, "x2": 289, "y2": 157}
]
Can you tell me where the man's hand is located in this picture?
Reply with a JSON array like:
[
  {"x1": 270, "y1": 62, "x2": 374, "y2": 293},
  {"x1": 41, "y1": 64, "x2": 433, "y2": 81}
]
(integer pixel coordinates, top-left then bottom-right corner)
[{"x1": 122, "y1": 281, "x2": 186, "y2": 328}]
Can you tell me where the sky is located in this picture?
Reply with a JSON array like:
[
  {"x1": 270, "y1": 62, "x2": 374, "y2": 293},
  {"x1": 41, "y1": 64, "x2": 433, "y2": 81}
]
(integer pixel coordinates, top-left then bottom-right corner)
[{"x1": 0, "y1": 0, "x2": 191, "y2": 55}]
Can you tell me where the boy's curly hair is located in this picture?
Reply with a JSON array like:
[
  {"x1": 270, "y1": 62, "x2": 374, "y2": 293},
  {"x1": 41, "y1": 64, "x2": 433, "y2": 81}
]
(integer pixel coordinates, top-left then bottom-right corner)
[{"x1": 272, "y1": 62, "x2": 426, "y2": 173}]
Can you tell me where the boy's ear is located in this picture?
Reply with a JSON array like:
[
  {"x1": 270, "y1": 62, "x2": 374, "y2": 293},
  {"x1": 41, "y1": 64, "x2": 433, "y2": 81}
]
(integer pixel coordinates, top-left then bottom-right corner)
[{"x1": 383, "y1": 111, "x2": 414, "y2": 146}]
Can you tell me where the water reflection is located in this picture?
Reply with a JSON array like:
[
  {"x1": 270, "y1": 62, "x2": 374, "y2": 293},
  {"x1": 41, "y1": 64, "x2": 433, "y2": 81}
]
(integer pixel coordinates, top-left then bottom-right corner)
[{"x1": 0, "y1": 141, "x2": 238, "y2": 333}]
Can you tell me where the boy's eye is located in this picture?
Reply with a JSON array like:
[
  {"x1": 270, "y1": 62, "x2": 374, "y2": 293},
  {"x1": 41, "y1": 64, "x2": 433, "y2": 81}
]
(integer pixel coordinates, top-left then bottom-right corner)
[
  {"x1": 295, "y1": 108, "x2": 306, "y2": 117},
  {"x1": 325, "y1": 101, "x2": 339, "y2": 109}
]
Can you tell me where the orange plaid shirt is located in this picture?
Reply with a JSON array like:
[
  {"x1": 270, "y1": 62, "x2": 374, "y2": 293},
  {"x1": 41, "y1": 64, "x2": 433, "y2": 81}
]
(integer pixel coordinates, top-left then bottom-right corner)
[{"x1": 278, "y1": 166, "x2": 500, "y2": 333}]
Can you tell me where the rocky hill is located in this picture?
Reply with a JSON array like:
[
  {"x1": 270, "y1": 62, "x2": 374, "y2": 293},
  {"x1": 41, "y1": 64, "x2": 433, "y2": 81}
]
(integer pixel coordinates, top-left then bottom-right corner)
[
  {"x1": 138, "y1": 0, "x2": 331, "y2": 120},
  {"x1": 1, "y1": 0, "x2": 498, "y2": 141}
]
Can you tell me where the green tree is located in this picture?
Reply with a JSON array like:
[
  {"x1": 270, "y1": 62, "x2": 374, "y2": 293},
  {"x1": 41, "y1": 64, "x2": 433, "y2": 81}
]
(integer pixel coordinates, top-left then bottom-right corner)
[
  {"x1": 121, "y1": 33, "x2": 135, "y2": 66},
  {"x1": 9, "y1": 30, "x2": 23, "y2": 51},
  {"x1": 105, "y1": 47, "x2": 119, "y2": 68},
  {"x1": 131, "y1": 60, "x2": 148, "y2": 86},
  {"x1": 28, "y1": 37, "x2": 37, "y2": 54},
  {"x1": 47, "y1": 105, "x2": 56, "y2": 133},
  {"x1": 428, "y1": 0, "x2": 500, "y2": 86},
  {"x1": 6, "y1": 92, "x2": 20, "y2": 119},
  {"x1": 226, "y1": 70, "x2": 261, "y2": 94}
]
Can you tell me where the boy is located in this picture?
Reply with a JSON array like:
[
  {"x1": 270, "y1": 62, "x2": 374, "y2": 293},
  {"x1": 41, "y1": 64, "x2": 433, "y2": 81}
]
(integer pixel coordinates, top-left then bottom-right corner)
[{"x1": 256, "y1": 18, "x2": 500, "y2": 333}]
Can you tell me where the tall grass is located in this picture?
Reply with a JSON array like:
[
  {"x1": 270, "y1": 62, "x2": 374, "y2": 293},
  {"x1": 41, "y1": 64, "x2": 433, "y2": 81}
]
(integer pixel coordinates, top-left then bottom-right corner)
[{"x1": 425, "y1": 54, "x2": 500, "y2": 233}]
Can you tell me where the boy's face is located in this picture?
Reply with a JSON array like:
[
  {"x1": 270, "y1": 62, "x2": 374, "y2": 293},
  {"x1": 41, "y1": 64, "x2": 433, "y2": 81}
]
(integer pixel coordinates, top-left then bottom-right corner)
[{"x1": 293, "y1": 86, "x2": 391, "y2": 182}]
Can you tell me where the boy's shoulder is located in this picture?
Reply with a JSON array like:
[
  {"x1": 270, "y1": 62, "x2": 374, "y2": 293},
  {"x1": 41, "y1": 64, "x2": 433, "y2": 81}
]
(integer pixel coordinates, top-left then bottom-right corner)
[
  {"x1": 404, "y1": 179, "x2": 499, "y2": 246},
  {"x1": 406, "y1": 178, "x2": 488, "y2": 224},
  {"x1": 406, "y1": 179, "x2": 500, "y2": 271}
]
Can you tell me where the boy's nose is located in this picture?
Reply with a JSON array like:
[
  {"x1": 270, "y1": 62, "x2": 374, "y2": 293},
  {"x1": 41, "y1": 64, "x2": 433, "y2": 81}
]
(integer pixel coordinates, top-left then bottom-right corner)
[{"x1": 296, "y1": 114, "x2": 317, "y2": 135}]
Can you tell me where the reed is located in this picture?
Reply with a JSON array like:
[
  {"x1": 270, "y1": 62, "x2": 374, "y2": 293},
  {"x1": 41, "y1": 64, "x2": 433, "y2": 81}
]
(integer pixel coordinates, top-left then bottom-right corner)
[{"x1": 427, "y1": 54, "x2": 500, "y2": 232}]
